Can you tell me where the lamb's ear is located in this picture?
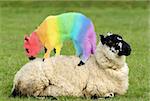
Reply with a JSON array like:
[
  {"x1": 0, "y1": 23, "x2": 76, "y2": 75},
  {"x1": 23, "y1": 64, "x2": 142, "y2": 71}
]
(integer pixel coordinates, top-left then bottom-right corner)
[
  {"x1": 100, "y1": 35, "x2": 105, "y2": 45},
  {"x1": 24, "y1": 35, "x2": 29, "y2": 41}
]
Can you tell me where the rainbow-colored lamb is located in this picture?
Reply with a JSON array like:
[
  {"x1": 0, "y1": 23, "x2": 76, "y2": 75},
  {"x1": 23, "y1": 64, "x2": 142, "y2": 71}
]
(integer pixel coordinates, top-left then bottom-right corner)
[{"x1": 24, "y1": 12, "x2": 96, "y2": 65}]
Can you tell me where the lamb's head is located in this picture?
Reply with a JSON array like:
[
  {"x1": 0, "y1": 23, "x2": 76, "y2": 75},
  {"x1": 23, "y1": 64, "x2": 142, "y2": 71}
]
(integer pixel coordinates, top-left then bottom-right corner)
[
  {"x1": 24, "y1": 32, "x2": 42, "y2": 60},
  {"x1": 100, "y1": 33, "x2": 131, "y2": 57}
]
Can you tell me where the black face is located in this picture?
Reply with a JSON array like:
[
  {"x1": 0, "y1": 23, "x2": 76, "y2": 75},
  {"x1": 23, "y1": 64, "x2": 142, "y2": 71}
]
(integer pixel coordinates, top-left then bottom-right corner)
[{"x1": 100, "y1": 34, "x2": 131, "y2": 56}]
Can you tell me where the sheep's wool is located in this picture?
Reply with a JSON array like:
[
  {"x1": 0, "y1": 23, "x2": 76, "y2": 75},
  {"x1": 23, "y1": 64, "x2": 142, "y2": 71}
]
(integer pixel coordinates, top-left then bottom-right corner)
[{"x1": 12, "y1": 42, "x2": 129, "y2": 98}]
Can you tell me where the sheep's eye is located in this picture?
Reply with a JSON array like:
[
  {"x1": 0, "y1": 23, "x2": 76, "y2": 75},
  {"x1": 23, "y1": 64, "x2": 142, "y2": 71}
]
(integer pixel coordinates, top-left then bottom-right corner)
[
  {"x1": 108, "y1": 40, "x2": 112, "y2": 44},
  {"x1": 112, "y1": 43, "x2": 115, "y2": 46}
]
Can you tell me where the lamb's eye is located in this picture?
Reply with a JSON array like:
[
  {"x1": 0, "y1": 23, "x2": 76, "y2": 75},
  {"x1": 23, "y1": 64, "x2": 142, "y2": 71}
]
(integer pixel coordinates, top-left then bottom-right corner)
[{"x1": 26, "y1": 48, "x2": 29, "y2": 53}]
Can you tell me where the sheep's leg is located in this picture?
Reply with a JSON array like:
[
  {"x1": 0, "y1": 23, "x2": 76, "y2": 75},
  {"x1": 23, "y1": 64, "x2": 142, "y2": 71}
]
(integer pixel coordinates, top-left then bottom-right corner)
[
  {"x1": 91, "y1": 94, "x2": 99, "y2": 99},
  {"x1": 40, "y1": 85, "x2": 67, "y2": 97},
  {"x1": 103, "y1": 92, "x2": 115, "y2": 99},
  {"x1": 35, "y1": 96, "x2": 57, "y2": 100},
  {"x1": 91, "y1": 93, "x2": 115, "y2": 99},
  {"x1": 55, "y1": 44, "x2": 62, "y2": 55}
]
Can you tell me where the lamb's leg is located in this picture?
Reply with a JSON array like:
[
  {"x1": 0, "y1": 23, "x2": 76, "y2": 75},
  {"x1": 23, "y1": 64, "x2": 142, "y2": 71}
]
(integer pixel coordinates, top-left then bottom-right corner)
[
  {"x1": 73, "y1": 40, "x2": 82, "y2": 57},
  {"x1": 43, "y1": 48, "x2": 52, "y2": 61},
  {"x1": 44, "y1": 47, "x2": 47, "y2": 53},
  {"x1": 72, "y1": 40, "x2": 86, "y2": 66},
  {"x1": 78, "y1": 61, "x2": 85, "y2": 66},
  {"x1": 45, "y1": 47, "x2": 56, "y2": 55},
  {"x1": 53, "y1": 48, "x2": 56, "y2": 54},
  {"x1": 55, "y1": 44, "x2": 62, "y2": 55},
  {"x1": 79, "y1": 40, "x2": 91, "y2": 66}
]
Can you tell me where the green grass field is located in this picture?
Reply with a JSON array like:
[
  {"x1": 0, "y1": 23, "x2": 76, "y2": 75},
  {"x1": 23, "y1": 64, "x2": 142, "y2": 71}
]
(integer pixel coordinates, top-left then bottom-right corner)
[{"x1": 0, "y1": 1, "x2": 149, "y2": 101}]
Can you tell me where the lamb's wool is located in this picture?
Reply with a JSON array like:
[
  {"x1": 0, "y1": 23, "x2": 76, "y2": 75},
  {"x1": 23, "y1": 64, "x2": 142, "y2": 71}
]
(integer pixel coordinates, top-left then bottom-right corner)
[
  {"x1": 24, "y1": 12, "x2": 96, "y2": 62},
  {"x1": 12, "y1": 42, "x2": 129, "y2": 97}
]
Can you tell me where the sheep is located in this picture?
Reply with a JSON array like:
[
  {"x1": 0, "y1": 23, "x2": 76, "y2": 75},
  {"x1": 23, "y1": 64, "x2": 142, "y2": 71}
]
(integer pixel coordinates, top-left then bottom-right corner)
[{"x1": 11, "y1": 34, "x2": 131, "y2": 99}]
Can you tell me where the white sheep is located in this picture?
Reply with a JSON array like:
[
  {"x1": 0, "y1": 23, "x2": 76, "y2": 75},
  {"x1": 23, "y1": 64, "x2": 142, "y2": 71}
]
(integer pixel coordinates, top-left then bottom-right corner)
[{"x1": 11, "y1": 34, "x2": 131, "y2": 99}]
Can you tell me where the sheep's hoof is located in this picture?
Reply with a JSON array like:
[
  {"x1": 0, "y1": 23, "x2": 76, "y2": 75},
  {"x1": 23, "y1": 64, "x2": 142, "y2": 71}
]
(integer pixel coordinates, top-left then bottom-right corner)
[
  {"x1": 78, "y1": 61, "x2": 85, "y2": 66},
  {"x1": 36, "y1": 96, "x2": 57, "y2": 100},
  {"x1": 91, "y1": 94, "x2": 98, "y2": 99},
  {"x1": 43, "y1": 58, "x2": 45, "y2": 61},
  {"x1": 46, "y1": 96, "x2": 57, "y2": 100},
  {"x1": 104, "y1": 93, "x2": 115, "y2": 99}
]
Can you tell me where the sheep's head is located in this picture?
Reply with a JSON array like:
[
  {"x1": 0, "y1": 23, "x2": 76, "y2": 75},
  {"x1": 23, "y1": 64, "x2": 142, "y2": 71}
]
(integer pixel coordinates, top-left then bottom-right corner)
[
  {"x1": 24, "y1": 32, "x2": 42, "y2": 60},
  {"x1": 100, "y1": 33, "x2": 131, "y2": 56}
]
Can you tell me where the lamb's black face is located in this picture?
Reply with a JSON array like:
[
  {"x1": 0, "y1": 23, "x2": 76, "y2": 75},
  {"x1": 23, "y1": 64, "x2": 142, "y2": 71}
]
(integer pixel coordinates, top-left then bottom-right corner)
[{"x1": 100, "y1": 33, "x2": 131, "y2": 56}]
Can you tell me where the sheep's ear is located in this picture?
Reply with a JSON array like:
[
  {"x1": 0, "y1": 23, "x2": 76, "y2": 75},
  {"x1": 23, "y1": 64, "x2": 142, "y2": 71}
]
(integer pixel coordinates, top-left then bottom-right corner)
[
  {"x1": 100, "y1": 35, "x2": 105, "y2": 45},
  {"x1": 107, "y1": 32, "x2": 112, "y2": 36}
]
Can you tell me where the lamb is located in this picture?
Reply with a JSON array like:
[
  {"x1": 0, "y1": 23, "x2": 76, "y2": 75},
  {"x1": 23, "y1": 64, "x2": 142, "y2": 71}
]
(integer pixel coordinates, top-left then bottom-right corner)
[
  {"x1": 24, "y1": 12, "x2": 96, "y2": 65},
  {"x1": 11, "y1": 33, "x2": 131, "y2": 99}
]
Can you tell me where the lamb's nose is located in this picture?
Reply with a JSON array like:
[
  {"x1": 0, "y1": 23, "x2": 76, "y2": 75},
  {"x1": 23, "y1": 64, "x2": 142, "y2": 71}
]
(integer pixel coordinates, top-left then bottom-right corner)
[{"x1": 28, "y1": 56, "x2": 36, "y2": 60}]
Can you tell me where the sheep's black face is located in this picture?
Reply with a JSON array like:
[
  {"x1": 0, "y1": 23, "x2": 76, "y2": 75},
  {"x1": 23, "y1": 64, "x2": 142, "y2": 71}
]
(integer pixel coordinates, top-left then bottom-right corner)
[{"x1": 100, "y1": 33, "x2": 131, "y2": 56}]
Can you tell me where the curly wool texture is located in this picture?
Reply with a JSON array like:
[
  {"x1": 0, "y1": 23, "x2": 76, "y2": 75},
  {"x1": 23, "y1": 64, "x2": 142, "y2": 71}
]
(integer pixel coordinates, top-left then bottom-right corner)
[{"x1": 12, "y1": 42, "x2": 129, "y2": 97}]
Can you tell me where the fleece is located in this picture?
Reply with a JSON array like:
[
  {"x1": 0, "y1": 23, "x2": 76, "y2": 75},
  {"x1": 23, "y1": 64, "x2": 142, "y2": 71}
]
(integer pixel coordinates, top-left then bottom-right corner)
[{"x1": 13, "y1": 42, "x2": 129, "y2": 98}]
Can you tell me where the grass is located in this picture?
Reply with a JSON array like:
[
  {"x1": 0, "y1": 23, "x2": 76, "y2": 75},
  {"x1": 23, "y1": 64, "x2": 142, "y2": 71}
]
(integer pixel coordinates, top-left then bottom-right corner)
[{"x1": 0, "y1": 1, "x2": 149, "y2": 101}]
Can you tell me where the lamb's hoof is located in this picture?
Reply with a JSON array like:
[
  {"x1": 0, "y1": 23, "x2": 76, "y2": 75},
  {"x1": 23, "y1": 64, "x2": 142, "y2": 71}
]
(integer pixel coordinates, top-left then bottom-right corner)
[
  {"x1": 53, "y1": 48, "x2": 56, "y2": 54},
  {"x1": 104, "y1": 93, "x2": 115, "y2": 99},
  {"x1": 42, "y1": 58, "x2": 45, "y2": 61},
  {"x1": 29, "y1": 56, "x2": 36, "y2": 60},
  {"x1": 78, "y1": 61, "x2": 85, "y2": 66}
]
